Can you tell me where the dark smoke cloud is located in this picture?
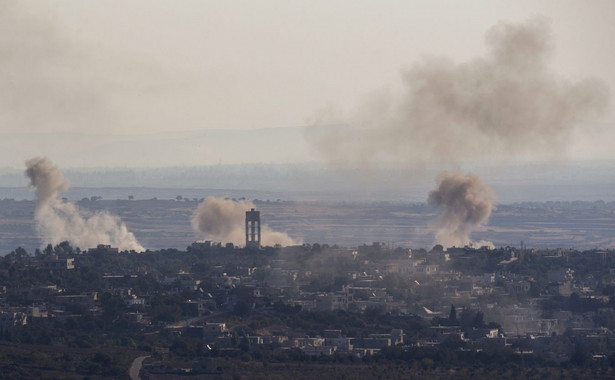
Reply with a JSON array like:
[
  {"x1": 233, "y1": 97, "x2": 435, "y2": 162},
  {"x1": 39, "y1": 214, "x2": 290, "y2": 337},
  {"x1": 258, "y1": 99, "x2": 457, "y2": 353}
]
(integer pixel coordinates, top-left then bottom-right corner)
[
  {"x1": 25, "y1": 157, "x2": 144, "y2": 252},
  {"x1": 308, "y1": 17, "x2": 609, "y2": 165},
  {"x1": 427, "y1": 172, "x2": 495, "y2": 248},
  {"x1": 191, "y1": 197, "x2": 300, "y2": 247},
  {"x1": 307, "y1": 17, "x2": 609, "y2": 248}
]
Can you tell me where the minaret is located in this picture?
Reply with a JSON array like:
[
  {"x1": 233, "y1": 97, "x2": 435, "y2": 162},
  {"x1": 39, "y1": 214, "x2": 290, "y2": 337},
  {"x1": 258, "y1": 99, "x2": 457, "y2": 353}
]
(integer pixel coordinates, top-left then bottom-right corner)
[{"x1": 245, "y1": 208, "x2": 261, "y2": 249}]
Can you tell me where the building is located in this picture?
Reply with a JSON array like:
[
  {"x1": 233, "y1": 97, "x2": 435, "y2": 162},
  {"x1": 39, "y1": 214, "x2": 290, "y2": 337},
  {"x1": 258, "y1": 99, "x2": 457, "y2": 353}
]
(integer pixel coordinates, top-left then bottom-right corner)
[
  {"x1": 55, "y1": 293, "x2": 99, "y2": 309},
  {"x1": 0, "y1": 311, "x2": 27, "y2": 328},
  {"x1": 42, "y1": 256, "x2": 74, "y2": 271},
  {"x1": 245, "y1": 208, "x2": 261, "y2": 249},
  {"x1": 88, "y1": 244, "x2": 120, "y2": 254},
  {"x1": 203, "y1": 322, "x2": 228, "y2": 342}
]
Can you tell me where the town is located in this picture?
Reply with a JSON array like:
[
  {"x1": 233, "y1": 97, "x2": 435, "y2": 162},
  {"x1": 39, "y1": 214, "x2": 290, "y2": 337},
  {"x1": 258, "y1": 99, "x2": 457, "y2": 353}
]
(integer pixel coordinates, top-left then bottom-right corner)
[
  {"x1": 3, "y1": 1, "x2": 614, "y2": 379},
  {"x1": 2, "y1": 233, "x2": 615, "y2": 378}
]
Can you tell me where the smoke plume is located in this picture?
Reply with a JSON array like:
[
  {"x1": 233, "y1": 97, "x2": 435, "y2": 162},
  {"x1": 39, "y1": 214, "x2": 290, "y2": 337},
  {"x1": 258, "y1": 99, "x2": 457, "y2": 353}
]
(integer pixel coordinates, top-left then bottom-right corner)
[
  {"x1": 307, "y1": 18, "x2": 610, "y2": 248},
  {"x1": 427, "y1": 172, "x2": 495, "y2": 248},
  {"x1": 191, "y1": 197, "x2": 300, "y2": 247},
  {"x1": 25, "y1": 157, "x2": 144, "y2": 252},
  {"x1": 308, "y1": 17, "x2": 609, "y2": 165}
]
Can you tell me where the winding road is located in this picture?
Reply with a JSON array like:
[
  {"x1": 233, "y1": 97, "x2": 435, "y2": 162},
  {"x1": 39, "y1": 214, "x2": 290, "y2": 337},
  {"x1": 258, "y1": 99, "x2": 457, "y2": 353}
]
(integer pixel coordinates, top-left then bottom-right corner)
[{"x1": 129, "y1": 355, "x2": 150, "y2": 380}]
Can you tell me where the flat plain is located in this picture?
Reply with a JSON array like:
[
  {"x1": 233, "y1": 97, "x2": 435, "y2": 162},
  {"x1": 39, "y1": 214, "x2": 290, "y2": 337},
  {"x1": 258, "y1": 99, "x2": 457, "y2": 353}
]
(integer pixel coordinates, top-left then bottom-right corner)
[{"x1": 1, "y1": 194, "x2": 614, "y2": 254}]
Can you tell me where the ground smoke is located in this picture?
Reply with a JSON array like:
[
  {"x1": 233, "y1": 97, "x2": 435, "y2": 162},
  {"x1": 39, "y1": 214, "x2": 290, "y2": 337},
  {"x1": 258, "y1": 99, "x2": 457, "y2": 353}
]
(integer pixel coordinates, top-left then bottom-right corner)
[
  {"x1": 191, "y1": 197, "x2": 300, "y2": 247},
  {"x1": 25, "y1": 157, "x2": 144, "y2": 252},
  {"x1": 428, "y1": 172, "x2": 495, "y2": 248}
]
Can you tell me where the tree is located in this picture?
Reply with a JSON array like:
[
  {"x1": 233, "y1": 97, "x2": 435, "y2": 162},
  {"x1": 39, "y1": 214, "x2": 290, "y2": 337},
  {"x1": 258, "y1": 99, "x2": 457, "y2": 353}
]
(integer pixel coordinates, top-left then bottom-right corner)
[
  {"x1": 570, "y1": 343, "x2": 591, "y2": 367},
  {"x1": 233, "y1": 301, "x2": 252, "y2": 318},
  {"x1": 239, "y1": 336, "x2": 251, "y2": 352},
  {"x1": 8, "y1": 247, "x2": 29, "y2": 260},
  {"x1": 54, "y1": 241, "x2": 74, "y2": 255},
  {"x1": 473, "y1": 311, "x2": 484, "y2": 327},
  {"x1": 449, "y1": 304, "x2": 457, "y2": 321},
  {"x1": 150, "y1": 295, "x2": 183, "y2": 322},
  {"x1": 459, "y1": 308, "x2": 485, "y2": 328},
  {"x1": 431, "y1": 244, "x2": 444, "y2": 252},
  {"x1": 101, "y1": 293, "x2": 126, "y2": 323}
]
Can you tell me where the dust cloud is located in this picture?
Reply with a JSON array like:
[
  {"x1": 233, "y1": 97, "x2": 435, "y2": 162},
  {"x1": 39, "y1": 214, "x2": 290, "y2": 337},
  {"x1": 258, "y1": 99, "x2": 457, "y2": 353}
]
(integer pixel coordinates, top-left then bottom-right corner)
[
  {"x1": 191, "y1": 197, "x2": 300, "y2": 247},
  {"x1": 25, "y1": 157, "x2": 144, "y2": 252},
  {"x1": 427, "y1": 172, "x2": 495, "y2": 248}
]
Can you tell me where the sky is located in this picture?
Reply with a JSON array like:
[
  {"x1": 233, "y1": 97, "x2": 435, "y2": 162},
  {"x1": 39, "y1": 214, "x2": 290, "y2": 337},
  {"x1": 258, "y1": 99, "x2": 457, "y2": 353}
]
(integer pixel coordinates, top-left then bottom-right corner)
[{"x1": 0, "y1": 0, "x2": 614, "y2": 168}]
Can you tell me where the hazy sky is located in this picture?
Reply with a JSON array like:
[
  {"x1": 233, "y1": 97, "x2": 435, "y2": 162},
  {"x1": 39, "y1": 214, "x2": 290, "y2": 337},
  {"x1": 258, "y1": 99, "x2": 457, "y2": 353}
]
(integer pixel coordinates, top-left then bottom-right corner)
[{"x1": 1, "y1": 1, "x2": 614, "y2": 168}]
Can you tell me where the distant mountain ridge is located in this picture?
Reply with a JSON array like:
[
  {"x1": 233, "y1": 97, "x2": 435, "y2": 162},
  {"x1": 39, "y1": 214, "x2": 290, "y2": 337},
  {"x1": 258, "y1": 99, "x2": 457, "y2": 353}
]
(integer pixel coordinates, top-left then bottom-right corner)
[
  {"x1": 2, "y1": 124, "x2": 615, "y2": 202},
  {"x1": 1, "y1": 160, "x2": 615, "y2": 203},
  {"x1": 0, "y1": 125, "x2": 319, "y2": 169}
]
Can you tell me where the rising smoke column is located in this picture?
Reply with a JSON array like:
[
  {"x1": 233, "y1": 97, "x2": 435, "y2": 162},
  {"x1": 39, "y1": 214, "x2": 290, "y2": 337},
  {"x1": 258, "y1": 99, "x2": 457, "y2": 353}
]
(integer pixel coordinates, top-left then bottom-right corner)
[
  {"x1": 25, "y1": 157, "x2": 144, "y2": 252},
  {"x1": 308, "y1": 17, "x2": 609, "y2": 165},
  {"x1": 307, "y1": 17, "x2": 610, "y2": 248},
  {"x1": 191, "y1": 197, "x2": 300, "y2": 247},
  {"x1": 427, "y1": 172, "x2": 495, "y2": 248}
]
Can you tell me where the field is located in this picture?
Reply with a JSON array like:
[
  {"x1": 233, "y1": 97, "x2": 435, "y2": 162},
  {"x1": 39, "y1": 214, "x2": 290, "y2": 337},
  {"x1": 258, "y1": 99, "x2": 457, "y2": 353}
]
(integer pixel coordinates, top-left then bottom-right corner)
[
  {"x1": 140, "y1": 358, "x2": 615, "y2": 380},
  {"x1": 1, "y1": 341, "x2": 614, "y2": 379},
  {"x1": 0, "y1": 341, "x2": 141, "y2": 379},
  {"x1": 1, "y1": 193, "x2": 615, "y2": 254}
]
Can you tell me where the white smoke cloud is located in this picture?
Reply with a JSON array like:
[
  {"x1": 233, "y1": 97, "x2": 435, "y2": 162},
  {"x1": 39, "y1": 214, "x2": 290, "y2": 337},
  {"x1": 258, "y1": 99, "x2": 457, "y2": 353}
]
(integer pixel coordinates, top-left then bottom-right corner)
[
  {"x1": 427, "y1": 172, "x2": 495, "y2": 249},
  {"x1": 191, "y1": 197, "x2": 300, "y2": 247},
  {"x1": 25, "y1": 157, "x2": 144, "y2": 252}
]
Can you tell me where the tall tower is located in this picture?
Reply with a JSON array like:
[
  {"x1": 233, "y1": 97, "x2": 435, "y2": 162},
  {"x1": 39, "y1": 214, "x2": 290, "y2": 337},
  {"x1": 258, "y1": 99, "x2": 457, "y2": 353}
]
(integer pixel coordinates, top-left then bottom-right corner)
[{"x1": 245, "y1": 208, "x2": 261, "y2": 249}]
